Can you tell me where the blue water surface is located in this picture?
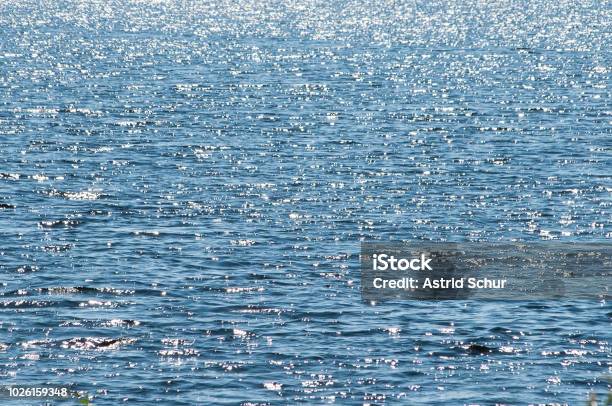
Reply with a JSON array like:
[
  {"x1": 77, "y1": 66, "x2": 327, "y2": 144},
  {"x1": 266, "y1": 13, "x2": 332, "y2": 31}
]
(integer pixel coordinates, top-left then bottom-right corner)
[{"x1": 0, "y1": 0, "x2": 610, "y2": 404}]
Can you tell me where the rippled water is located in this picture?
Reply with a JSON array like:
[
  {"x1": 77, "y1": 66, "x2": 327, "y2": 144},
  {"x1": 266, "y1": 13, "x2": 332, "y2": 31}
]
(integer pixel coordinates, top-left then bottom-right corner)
[{"x1": 0, "y1": 0, "x2": 610, "y2": 404}]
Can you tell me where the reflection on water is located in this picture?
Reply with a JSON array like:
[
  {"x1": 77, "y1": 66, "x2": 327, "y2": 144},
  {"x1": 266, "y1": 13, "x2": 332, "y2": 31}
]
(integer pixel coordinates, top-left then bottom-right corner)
[{"x1": 0, "y1": 0, "x2": 610, "y2": 404}]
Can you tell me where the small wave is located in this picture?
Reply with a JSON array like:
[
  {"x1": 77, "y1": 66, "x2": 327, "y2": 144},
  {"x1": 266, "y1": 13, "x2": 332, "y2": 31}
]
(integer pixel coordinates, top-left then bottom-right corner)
[
  {"x1": 36, "y1": 286, "x2": 95, "y2": 295},
  {"x1": 232, "y1": 328, "x2": 254, "y2": 339},
  {"x1": 159, "y1": 338, "x2": 198, "y2": 357},
  {"x1": 234, "y1": 307, "x2": 282, "y2": 314},
  {"x1": 161, "y1": 338, "x2": 194, "y2": 346},
  {"x1": 224, "y1": 287, "x2": 264, "y2": 294},
  {"x1": 14, "y1": 265, "x2": 39, "y2": 273},
  {"x1": 31, "y1": 174, "x2": 49, "y2": 182},
  {"x1": 159, "y1": 348, "x2": 199, "y2": 356},
  {"x1": 202, "y1": 328, "x2": 256, "y2": 340},
  {"x1": 45, "y1": 287, "x2": 86, "y2": 295},
  {"x1": 59, "y1": 106, "x2": 102, "y2": 116},
  {"x1": 462, "y1": 343, "x2": 494, "y2": 355},
  {"x1": 16, "y1": 107, "x2": 59, "y2": 115},
  {"x1": 21, "y1": 339, "x2": 54, "y2": 349},
  {"x1": 114, "y1": 120, "x2": 149, "y2": 128},
  {"x1": 104, "y1": 319, "x2": 141, "y2": 327},
  {"x1": 61, "y1": 337, "x2": 136, "y2": 350},
  {"x1": 230, "y1": 239, "x2": 256, "y2": 246},
  {"x1": 19, "y1": 286, "x2": 136, "y2": 296},
  {"x1": 59, "y1": 319, "x2": 140, "y2": 328},
  {"x1": 42, "y1": 244, "x2": 73, "y2": 253},
  {"x1": 45, "y1": 189, "x2": 101, "y2": 200},
  {"x1": 63, "y1": 191, "x2": 101, "y2": 201},
  {"x1": 38, "y1": 219, "x2": 82, "y2": 229},
  {"x1": 1, "y1": 300, "x2": 57, "y2": 308},
  {"x1": 0, "y1": 173, "x2": 20, "y2": 180},
  {"x1": 132, "y1": 230, "x2": 161, "y2": 237},
  {"x1": 78, "y1": 300, "x2": 118, "y2": 308},
  {"x1": 263, "y1": 382, "x2": 282, "y2": 391}
]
